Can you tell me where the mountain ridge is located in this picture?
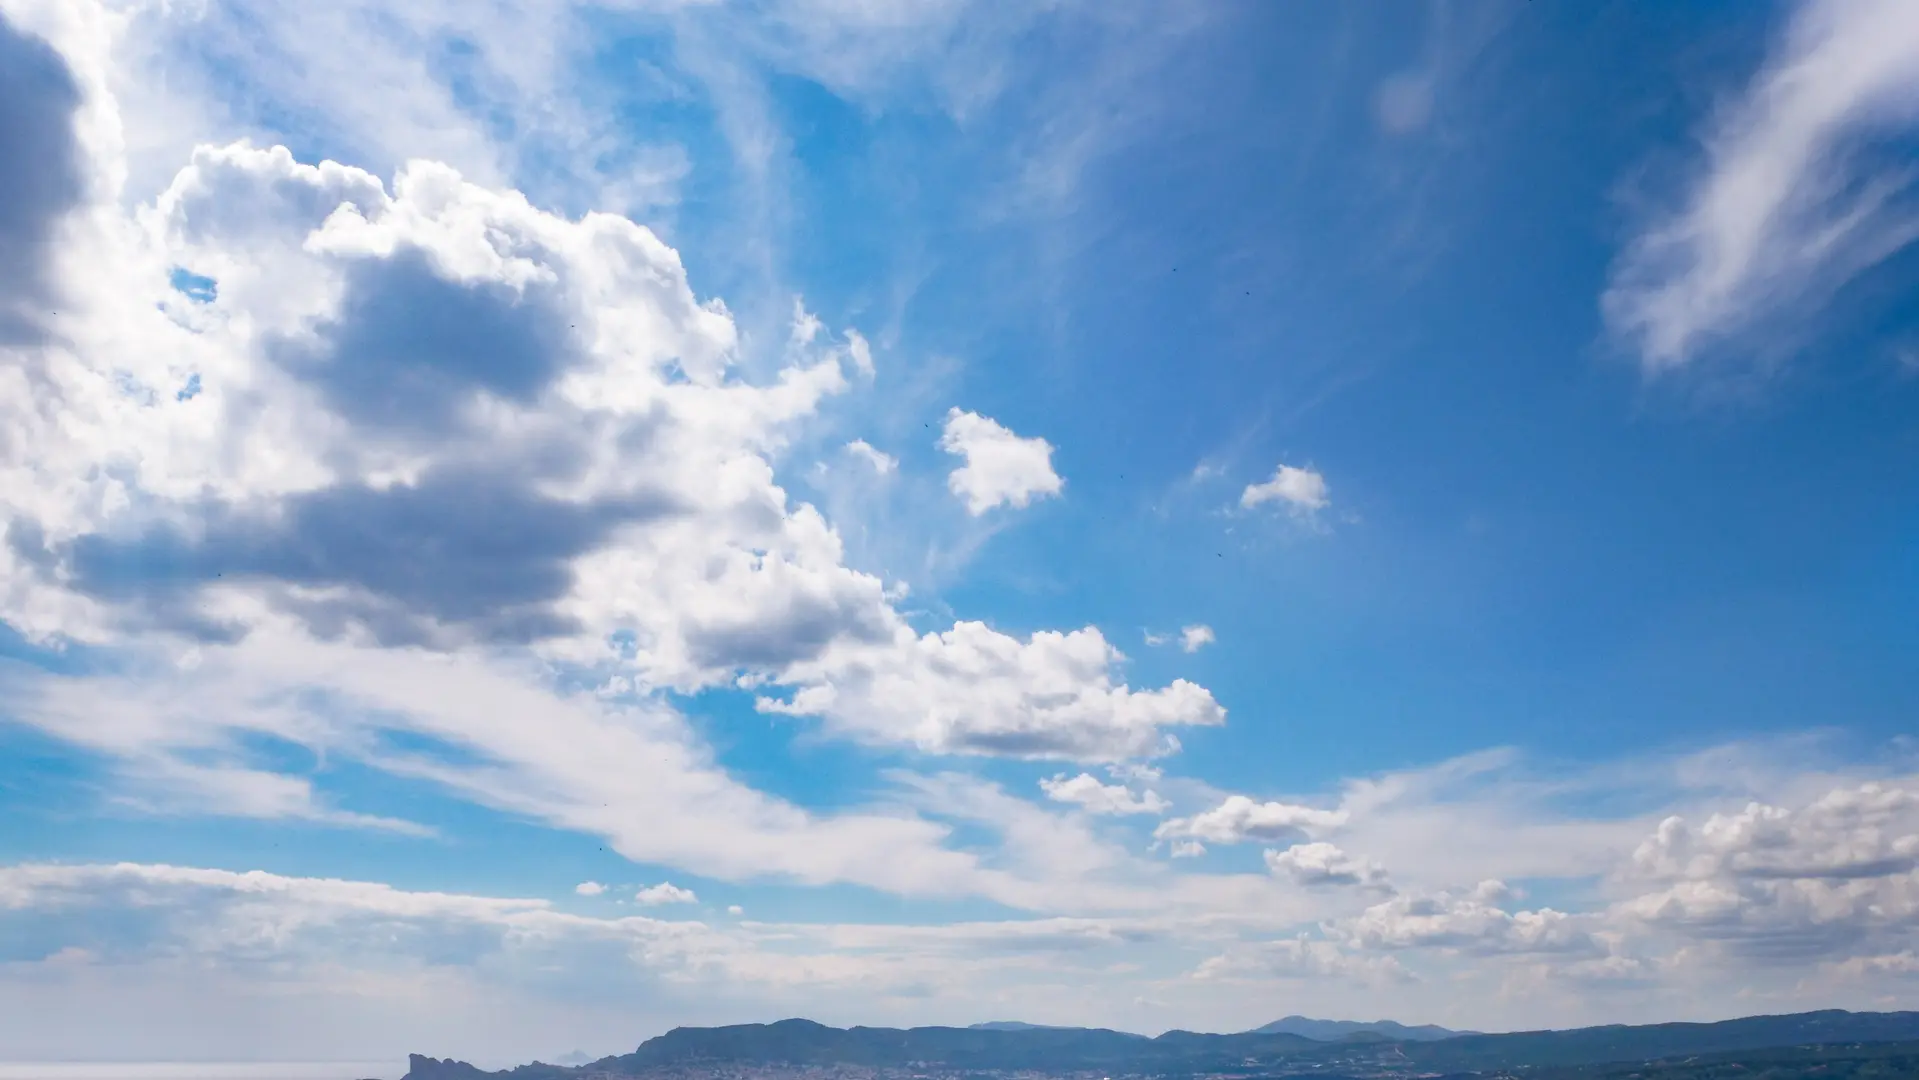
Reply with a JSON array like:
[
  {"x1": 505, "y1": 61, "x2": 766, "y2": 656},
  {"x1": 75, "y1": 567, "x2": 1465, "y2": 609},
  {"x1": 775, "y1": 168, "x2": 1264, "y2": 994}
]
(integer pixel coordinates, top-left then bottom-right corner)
[
  {"x1": 1250, "y1": 1014, "x2": 1471, "y2": 1041},
  {"x1": 399, "y1": 1009, "x2": 1919, "y2": 1080}
]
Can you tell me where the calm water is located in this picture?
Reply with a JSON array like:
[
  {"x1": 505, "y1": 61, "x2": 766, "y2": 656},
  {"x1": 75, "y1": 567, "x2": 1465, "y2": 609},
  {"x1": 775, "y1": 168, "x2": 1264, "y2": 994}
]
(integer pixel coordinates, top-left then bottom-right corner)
[{"x1": 0, "y1": 1065, "x2": 397, "y2": 1080}]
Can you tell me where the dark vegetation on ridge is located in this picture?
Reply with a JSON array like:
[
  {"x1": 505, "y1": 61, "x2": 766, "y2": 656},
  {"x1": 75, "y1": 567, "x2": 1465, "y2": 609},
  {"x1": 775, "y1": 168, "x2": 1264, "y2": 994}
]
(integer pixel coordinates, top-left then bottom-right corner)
[
  {"x1": 398, "y1": 1009, "x2": 1919, "y2": 1080},
  {"x1": 1251, "y1": 1016, "x2": 1468, "y2": 1042}
]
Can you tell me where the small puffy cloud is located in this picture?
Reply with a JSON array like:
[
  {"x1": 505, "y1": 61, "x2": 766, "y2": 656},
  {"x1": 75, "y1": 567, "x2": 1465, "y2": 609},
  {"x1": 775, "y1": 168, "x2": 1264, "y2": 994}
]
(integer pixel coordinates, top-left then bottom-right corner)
[
  {"x1": 1178, "y1": 624, "x2": 1214, "y2": 653},
  {"x1": 727, "y1": 904, "x2": 744, "y2": 916},
  {"x1": 634, "y1": 882, "x2": 697, "y2": 905},
  {"x1": 939, "y1": 408, "x2": 1063, "y2": 515},
  {"x1": 1039, "y1": 772, "x2": 1168, "y2": 816},
  {"x1": 1265, "y1": 842, "x2": 1390, "y2": 890},
  {"x1": 844, "y1": 439, "x2": 896, "y2": 475},
  {"x1": 1170, "y1": 840, "x2": 1205, "y2": 858},
  {"x1": 1240, "y1": 464, "x2": 1328, "y2": 514},
  {"x1": 573, "y1": 881, "x2": 605, "y2": 897},
  {"x1": 1155, "y1": 795, "x2": 1347, "y2": 846},
  {"x1": 1602, "y1": 0, "x2": 1919, "y2": 369}
]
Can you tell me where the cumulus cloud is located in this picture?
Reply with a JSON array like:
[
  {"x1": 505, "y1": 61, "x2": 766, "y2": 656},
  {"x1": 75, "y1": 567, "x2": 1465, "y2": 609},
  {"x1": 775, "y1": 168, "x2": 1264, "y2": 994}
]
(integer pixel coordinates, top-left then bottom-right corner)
[
  {"x1": 938, "y1": 408, "x2": 1064, "y2": 514},
  {"x1": 762, "y1": 622, "x2": 1226, "y2": 761},
  {"x1": 635, "y1": 882, "x2": 698, "y2": 905},
  {"x1": 1039, "y1": 772, "x2": 1169, "y2": 816},
  {"x1": 1239, "y1": 464, "x2": 1328, "y2": 514},
  {"x1": 1339, "y1": 880, "x2": 1595, "y2": 955},
  {"x1": 0, "y1": 35, "x2": 1236, "y2": 934},
  {"x1": 1179, "y1": 624, "x2": 1214, "y2": 653},
  {"x1": 1265, "y1": 842, "x2": 1390, "y2": 890},
  {"x1": 574, "y1": 881, "x2": 606, "y2": 897},
  {"x1": 0, "y1": 9, "x2": 83, "y2": 344},
  {"x1": 1156, "y1": 795, "x2": 1347, "y2": 846},
  {"x1": 1603, "y1": 0, "x2": 1919, "y2": 369},
  {"x1": 1629, "y1": 784, "x2": 1919, "y2": 883},
  {"x1": 1613, "y1": 783, "x2": 1919, "y2": 963},
  {"x1": 0, "y1": 124, "x2": 1039, "y2": 901}
]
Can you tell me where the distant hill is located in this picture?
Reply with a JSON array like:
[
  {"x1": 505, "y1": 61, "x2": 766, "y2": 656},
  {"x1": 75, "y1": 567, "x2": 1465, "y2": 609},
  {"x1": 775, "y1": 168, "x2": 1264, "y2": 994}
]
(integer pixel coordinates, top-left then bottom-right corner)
[
  {"x1": 1251, "y1": 1014, "x2": 1471, "y2": 1041},
  {"x1": 969, "y1": 1021, "x2": 1082, "y2": 1032},
  {"x1": 597, "y1": 1017, "x2": 1315, "y2": 1071},
  {"x1": 1397, "y1": 1009, "x2": 1919, "y2": 1073},
  {"x1": 399, "y1": 1009, "x2": 1919, "y2": 1080}
]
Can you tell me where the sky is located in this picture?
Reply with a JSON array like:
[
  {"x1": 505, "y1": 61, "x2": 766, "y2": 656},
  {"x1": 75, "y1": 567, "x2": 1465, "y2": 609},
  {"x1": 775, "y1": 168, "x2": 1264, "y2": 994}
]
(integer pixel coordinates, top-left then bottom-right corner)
[{"x1": 1, "y1": 0, "x2": 1918, "y2": 1069}]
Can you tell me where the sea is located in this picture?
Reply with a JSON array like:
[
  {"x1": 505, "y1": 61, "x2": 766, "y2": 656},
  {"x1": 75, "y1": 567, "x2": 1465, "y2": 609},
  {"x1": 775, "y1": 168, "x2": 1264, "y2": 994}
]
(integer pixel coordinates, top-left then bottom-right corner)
[{"x1": 0, "y1": 1065, "x2": 398, "y2": 1080}]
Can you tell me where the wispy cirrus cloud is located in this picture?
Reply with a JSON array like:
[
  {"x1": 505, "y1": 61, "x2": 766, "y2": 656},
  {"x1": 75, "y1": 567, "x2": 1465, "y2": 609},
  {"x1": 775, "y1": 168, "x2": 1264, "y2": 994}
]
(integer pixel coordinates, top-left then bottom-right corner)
[{"x1": 1604, "y1": 0, "x2": 1919, "y2": 370}]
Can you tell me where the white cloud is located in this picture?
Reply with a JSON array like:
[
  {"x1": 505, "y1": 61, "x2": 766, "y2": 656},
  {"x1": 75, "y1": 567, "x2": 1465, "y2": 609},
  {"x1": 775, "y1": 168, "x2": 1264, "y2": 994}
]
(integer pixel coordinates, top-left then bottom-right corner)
[
  {"x1": 0, "y1": 40, "x2": 1235, "y2": 932},
  {"x1": 120, "y1": 758, "x2": 431, "y2": 837},
  {"x1": 0, "y1": 857, "x2": 1375, "y2": 1060},
  {"x1": 0, "y1": 860, "x2": 1226, "y2": 1059},
  {"x1": 1603, "y1": 0, "x2": 1919, "y2": 369},
  {"x1": 10, "y1": 0, "x2": 1919, "y2": 1049},
  {"x1": 1612, "y1": 782, "x2": 1919, "y2": 963},
  {"x1": 727, "y1": 904, "x2": 744, "y2": 916},
  {"x1": 1627, "y1": 783, "x2": 1919, "y2": 883},
  {"x1": 0, "y1": 861, "x2": 729, "y2": 980},
  {"x1": 1039, "y1": 772, "x2": 1168, "y2": 816},
  {"x1": 1178, "y1": 624, "x2": 1214, "y2": 653},
  {"x1": 938, "y1": 407, "x2": 1063, "y2": 514},
  {"x1": 1834, "y1": 950, "x2": 1919, "y2": 976},
  {"x1": 6, "y1": 636, "x2": 1006, "y2": 900},
  {"x1": 1239, "y1": 464, "x2": 1328, "y2": 514},
  {"x1": 1194, "y1": 935, "x2": 1411, "y2": 983},
  {"x1": 1339, "y1": 880, "x2": 1596, "y2": 955},
  {"x1": 85, "y1": 0, "x2": 688, "y2": 219},
  {"x1": 844, "y1": 439, "x2": 897, "y2": 474},
  {"x1": 845, "y1": 330, "x2": 875, "y2": 377},
  {"x1": 1265, "y1": 842, "x2": 1390, "y2": 890},
  {"x1": 1319, "y1": 747, "x2": 1659, "y2": 888},
  {"x1": 634, "y1": 882, "x2": 698, "y2": 906},
  {"x1": 574, "y1": 881, "x2": 606, "y2": 897},
  {"x1": 1156, "y1": 795, "x2": 1347, "y2": 846},
  {"x1": 1108, "y1": 762, "x2": 1163, "y2": 784},
  {"x1": 762, "y1": 622, "x2": 1225, "y2": 761}
]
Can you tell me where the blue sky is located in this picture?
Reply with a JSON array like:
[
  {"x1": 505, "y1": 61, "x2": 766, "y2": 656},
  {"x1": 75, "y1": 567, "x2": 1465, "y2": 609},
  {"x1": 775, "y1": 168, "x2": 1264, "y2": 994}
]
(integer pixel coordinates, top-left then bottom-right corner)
[{"x1": 2, "y1": 0, "x2": 1919, "y2": 1068}]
